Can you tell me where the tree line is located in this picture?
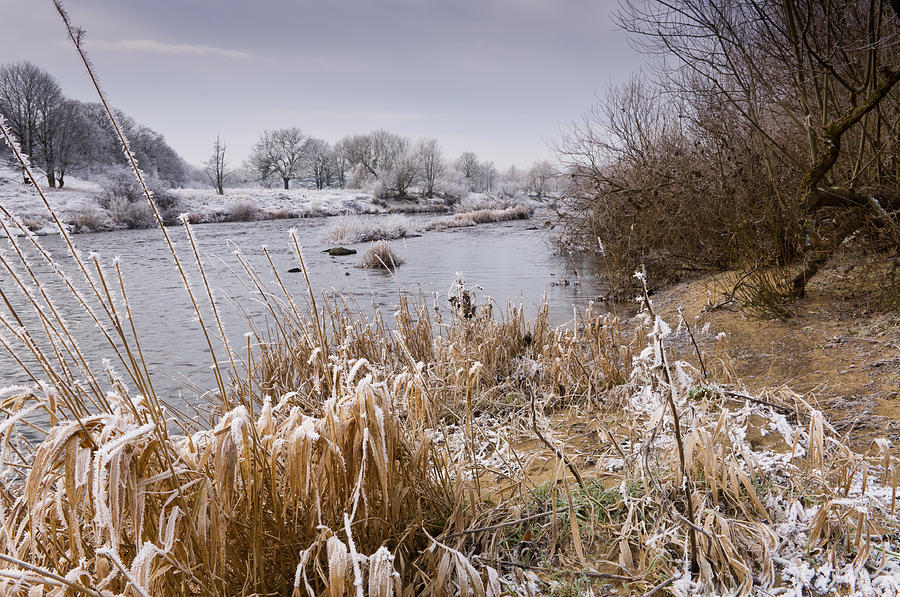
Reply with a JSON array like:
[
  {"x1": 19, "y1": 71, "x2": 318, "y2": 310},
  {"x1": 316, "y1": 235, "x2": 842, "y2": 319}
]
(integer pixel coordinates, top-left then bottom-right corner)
[
  {"x1": 213, "y1": 127, "x2": 557, "y2": 198},
  {"x1": 0, "y1": 61, "x2": 188, "y2": 188},
  {"x1": 0, "y1": 60, "x2": 556, "y2": 201}
]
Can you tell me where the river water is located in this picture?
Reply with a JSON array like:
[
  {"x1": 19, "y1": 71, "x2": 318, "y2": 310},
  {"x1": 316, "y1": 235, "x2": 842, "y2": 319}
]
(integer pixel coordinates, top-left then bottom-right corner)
[{"x1": 1, "y1": 214, "x2": 606, "y2": 411}]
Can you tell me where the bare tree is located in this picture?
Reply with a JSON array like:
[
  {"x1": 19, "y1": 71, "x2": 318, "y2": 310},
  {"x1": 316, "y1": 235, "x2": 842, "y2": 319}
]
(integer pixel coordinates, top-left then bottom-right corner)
[
  {"x1": 557, "y1": 1, "x2": 900, "y2": 299},
  {"x1": 0, "y1": 61, "x2": 65, "y2": 185},
  {"x1": 416, "y1": 137, "x2": 445, "y2": 197},
  {"x1": 618, "y1": 0, "x2": 900, "y2": 296},
  {"x1": 527, "y1": 161, "x2": 556, "y2": 197},
  {"x1": 380, "y1": 150, "x2": 420, "y2": 198},
  {"x1": 38, "y1": 99, "x2": 92, "y2": 188},
  {"x1": 338, "y1": 130, "x2": 407, "y2": 183},
  {"x1": 248, "y1": 127, "x2": 309, "y2": 189},
  {"x1": 456, "y1": 151, "x2": 479, "y2": 190},
  {"x1": 478, "y1": 160, "x2": 498, "y2": 192},
  {"x1": 331, "y1": 139, "x2": 350, "y2": 188},
  {"x1": 305, "y1": 138, "x2": 332, "y2": 189},
  {"x1": 206, "y1": 134, "x2": 229, "y2": 195}
]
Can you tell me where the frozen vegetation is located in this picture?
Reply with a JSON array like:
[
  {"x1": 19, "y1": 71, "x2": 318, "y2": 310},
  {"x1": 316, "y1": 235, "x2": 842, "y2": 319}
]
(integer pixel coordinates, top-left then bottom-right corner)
[{"x1": 357, "y1": 240, "x2": 404, "y2": 269}]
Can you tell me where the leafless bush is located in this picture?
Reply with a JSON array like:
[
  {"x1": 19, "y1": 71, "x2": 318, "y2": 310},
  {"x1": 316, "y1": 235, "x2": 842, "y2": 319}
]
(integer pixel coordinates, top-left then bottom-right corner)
[
  {"x1": 555, "y1": 1, "x2": 900, "y2": 312},
  {"x1": 66, "y1": 205, "x2": 111, "y2": 233},
  {"x1": 227, "y1": 199, "x2": 260, "y2": 222},
  {"x1": 95, "y1": 166, "x2": 182, "y2": 228},
  {"x1": 267, "y1": 207, "x2": 297, "y2": 220}
]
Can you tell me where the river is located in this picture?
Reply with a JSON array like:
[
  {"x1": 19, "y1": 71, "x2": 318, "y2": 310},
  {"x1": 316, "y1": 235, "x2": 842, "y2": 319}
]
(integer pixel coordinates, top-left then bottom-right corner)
[{"x1": 1, "y1": 214, "x2": 607, "y2": 412}]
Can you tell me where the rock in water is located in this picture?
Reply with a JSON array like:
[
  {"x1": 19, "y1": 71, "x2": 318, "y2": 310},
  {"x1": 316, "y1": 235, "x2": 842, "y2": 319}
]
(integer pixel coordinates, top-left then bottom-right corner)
[{"x1": 324, "y1": 247, "x2": 357, "y2": 256}]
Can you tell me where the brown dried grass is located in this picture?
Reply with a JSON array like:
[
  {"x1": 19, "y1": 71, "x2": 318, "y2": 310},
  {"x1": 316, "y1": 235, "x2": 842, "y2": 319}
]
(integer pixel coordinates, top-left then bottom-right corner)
[{"x1": 0, "y1": 5, "x2": 896, "y2": 593}]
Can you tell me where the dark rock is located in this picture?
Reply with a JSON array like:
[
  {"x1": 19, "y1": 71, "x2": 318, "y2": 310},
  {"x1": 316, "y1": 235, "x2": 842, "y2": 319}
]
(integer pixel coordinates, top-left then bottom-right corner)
[
  {"x1": 323, "y1": 247, "x2": 357, "y2": 256},
  {"x1": 287, "y1": 267, "x2": 302, "y2": 273}
]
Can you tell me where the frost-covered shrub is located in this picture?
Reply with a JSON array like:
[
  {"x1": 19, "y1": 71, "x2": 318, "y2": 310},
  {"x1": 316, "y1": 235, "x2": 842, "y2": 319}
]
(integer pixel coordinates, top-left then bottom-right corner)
[
  {"x1": 95, "y1": 166, "x2": 181, "y2": 228},
  {"x1": 357, "y1": 240, "x2": 404, "y2": 269},
  {"x1": 454, "y1": 194, "x2": 516, "y2": 213},
  {"x1": 322, "y1": 215, "x2": 416, "y2": 244},
  {"x1": 67, "y1": 206, "x2": 112, "y2": 233},
  {"x1": 437, "y1": 181, "x2": 467, "y2": 204},
  {"x1": 267, "y1": 207, "x2": 296, "y2": 220},
  {"x1": 425, "y1": 205, "x2": 532, "y2": 231},
  {"x1": 104, "y1": 195, "x2": 155, "y2": 229},
  {"x1": 227, "y1": 200, "x2": 260, "y2": 222}
]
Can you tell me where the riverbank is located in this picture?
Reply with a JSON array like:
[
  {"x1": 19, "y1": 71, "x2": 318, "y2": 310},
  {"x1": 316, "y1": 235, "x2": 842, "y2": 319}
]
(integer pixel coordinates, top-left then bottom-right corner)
[
  {"x1": 2, "y1": 273, "x2": 898, "y2": 595},
  {"x1": 0, "y1": 166, "x2": 538, "y2": 235},
  {"x1": 647, "y1": 258, "x2": 900, "y2": 454}
]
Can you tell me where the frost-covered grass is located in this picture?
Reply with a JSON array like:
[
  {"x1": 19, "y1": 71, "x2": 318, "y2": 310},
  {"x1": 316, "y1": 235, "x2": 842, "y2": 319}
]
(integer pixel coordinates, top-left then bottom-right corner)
[
  {"x1": 0, "y1": 166, "x2": 539, "y2": 238},
  {"x1": 1, "y1": 212, "x2": 899, "y2": 595},
  {"x1": 425, "y1": 205, "x2": 533, "y2": 231},
  {"x1": 321, "y1": 214, "x2": 417, "y2": 244},
  {"x1": 172, "y1": 186, "x2": 383, "y2": 222},
  {"x1": 0, "y1": 166, "x2": 101, "y2": 234},
  {"x1": 357, "y1": 240, "x2": 404, "y2": 269},
  {"x1": 453, "y1": 192, "x2": 536, "y2": 213}
]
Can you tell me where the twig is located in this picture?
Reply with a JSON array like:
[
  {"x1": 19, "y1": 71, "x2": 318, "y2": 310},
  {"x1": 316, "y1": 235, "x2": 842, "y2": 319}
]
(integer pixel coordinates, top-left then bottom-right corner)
[
  {"x1": 642, "y1": 576, "x2": 676, "y2": 596},
  {"x1": 530, "y1": 383, "x2": 586, "y2": 489},
  {"x1": 708, "y1": 262, "x2": 760, "y2": 310},
  {"x1": 473, "y1": 556, "x2": 636, "y2": 581},
  {"x1": 0, "y1": 553, "x2": 103, "y2": 597},
  {"x1": 721, "y1": 389, "x2": 796, "y2": 419},
  {"x1": 678, "y1": 307, "x2": 707, "y2": 379},
  {"x1": 440, "y1": 508, "x2": 562, "y2": 540}
]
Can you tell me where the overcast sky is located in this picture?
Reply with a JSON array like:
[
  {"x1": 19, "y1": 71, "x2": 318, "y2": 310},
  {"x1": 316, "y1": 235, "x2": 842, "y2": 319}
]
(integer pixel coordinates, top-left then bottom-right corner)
[{"x1": 0, "y1": 0, "x2": 645, "y2": 169}]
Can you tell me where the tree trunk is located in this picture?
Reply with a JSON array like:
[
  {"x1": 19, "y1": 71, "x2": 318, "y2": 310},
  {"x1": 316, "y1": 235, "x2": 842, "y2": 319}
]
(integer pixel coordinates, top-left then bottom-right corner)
[
  {"x1": 58, "y1": 174, "x2": 65, "y2": 188},
  {"x1": 789, "y1": 215, "x2": 862, "y2": 297},
  {"x1": 283, "y1": 177, "x2": 290, "y2": 190},
  {"x1": 46, "y1": 171, "x2": 56, "y2": 188}
]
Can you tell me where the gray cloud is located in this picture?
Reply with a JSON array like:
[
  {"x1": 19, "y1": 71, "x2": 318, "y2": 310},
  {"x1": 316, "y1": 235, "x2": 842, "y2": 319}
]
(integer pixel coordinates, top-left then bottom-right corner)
[{"x1": 87, "y1": 39, "x2": 249, "y2": 59}]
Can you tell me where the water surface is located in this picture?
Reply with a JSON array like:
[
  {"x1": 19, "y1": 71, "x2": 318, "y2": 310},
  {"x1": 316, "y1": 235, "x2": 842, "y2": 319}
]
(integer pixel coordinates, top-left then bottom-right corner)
[{"x1": 1, "y1": 215, "x2": 606, "y2": 410}]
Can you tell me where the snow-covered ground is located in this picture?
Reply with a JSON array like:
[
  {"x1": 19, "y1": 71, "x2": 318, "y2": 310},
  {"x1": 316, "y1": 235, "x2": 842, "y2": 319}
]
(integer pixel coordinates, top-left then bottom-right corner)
[
  {"x1": 0, "y1": 166, "x2": 541, "y2": 236},
  {"x1": 0, "y1": 167, "x2": 101, "y2": 235},
  {"x1": 172, "y1": 186, "x2": 384, "y2": 221}
]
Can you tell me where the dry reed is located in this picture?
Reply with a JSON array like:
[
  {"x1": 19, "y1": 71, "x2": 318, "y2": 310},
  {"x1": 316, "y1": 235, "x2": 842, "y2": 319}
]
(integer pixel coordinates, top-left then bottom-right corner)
[{"x1": 0, "y1": 3, "x2": 896, "y2": 595}]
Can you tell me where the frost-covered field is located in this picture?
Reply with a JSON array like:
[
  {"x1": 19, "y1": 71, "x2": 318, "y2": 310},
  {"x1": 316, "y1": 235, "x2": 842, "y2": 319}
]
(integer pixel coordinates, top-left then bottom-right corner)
[
  {"x1": 0, "y1": 166, "x2": 540, "y2": 236},
  {"x1": 0, "y1": 167, "x2": 100, "y2": 234},
  {"x1": 171, "y1": 186, "x2": 384, "y2": 221}
]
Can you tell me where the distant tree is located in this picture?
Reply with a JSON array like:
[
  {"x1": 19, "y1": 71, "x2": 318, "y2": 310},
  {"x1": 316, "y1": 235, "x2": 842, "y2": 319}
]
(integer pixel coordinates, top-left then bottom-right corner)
[
  {"x1": 248, "y1": 127, "x2": 309, "y2": 189},
  {"x1": 416, "y1": 138, "x2": 444, "y2": 198},
  {"x1": 380, "y1": 150, "x2": 420, "y2": 198},
  {"x1": 369, "y1": 130, "x2": 406, "y2": 178},
  {"x1": 331, "y1": 139, "x2": 350, "y2": 188},
  {"x1": 478, "y1": 160, "x2": 498, "y2": 193},
  {"x1": 0, "y1": 61, "x2": 66, "y2": 186},
  {"x1": 338, "y1": 130, "x2": 407, "y2": 183},
  {"x1": 527, "y1": 160, "x2": 556, "y2": 197},
  {"x1": 456, "y1": 151, "x2": 479, "y2": 190},
  {"x1": 305, "y1": 138, "x2": 332, "y2": 189},
  {"x1": 36, "y1": 99, "x2": 92, "y2": 188},
  {"x1": 78, "y1": 104, "x2": 187, "y2": 187},
  {"x1": 205, "y1": 134, "x2": 229, "y2": 195},
  {"x1": 0, "y1": 62, "x2": 58, "y2": 161},
  {"x1": 499, "y1": 165, "x2": 524, "y2": 195},
  {"x1": 127, "y1": 123, "x2": 188, "y2": 187}
]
